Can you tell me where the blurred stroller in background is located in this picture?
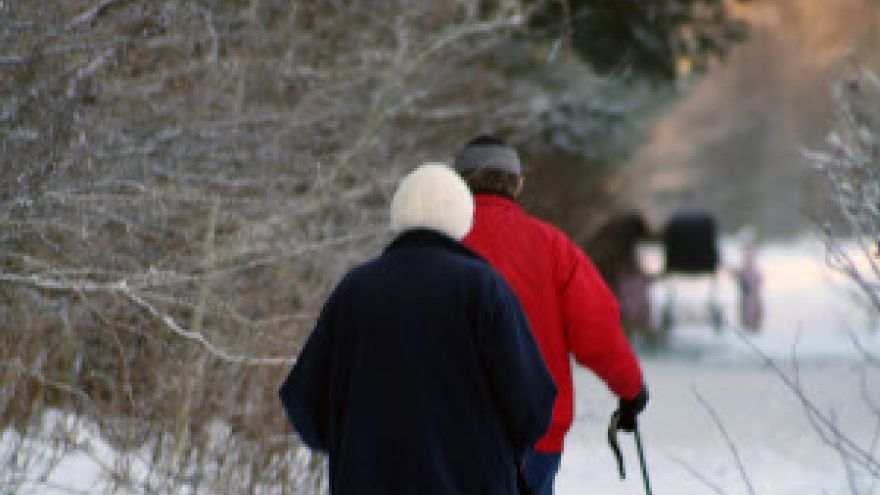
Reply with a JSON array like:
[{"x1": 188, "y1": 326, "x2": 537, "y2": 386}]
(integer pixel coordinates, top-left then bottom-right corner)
[
  {"x1": 586, "y1": 210, "x2": 763, "y2": 346},
  {"x1": 660, "y1": 211, "x2": 724, "y2": 334}
]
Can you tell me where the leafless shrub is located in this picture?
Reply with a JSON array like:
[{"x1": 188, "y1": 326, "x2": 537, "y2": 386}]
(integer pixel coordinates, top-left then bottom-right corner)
[
  {"x1": 805, "y1": 67, "x2": 880, "y2": 319},
  {"x1": 800, "y1": 65, "x2": 880, "y2": 494},
  {"x1": 0, "y1": 1, "x2": 562, "y2": 492}
]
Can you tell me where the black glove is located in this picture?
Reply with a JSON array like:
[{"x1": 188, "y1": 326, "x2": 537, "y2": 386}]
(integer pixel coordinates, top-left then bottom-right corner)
[{"x1": 614, "y1": 383, "x2": 649, "y2": 432}]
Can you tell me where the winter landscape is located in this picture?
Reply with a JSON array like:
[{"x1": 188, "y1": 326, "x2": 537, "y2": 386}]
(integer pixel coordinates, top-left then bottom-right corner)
[
  {"x1": 2, "y1": 0, "x2": 879, "y2": 494},
  {"x1": 3, "y1": 238, "x2": 878, "y2": 494}
]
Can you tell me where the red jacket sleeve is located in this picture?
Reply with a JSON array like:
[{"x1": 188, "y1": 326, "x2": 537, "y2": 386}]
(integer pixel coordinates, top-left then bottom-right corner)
[{"x1": 557, "y1": 234, "x2": 643, "y2": 400}]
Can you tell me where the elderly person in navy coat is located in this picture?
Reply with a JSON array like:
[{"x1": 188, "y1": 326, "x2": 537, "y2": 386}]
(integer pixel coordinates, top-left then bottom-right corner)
[{"x1": 279, "y1": 163, "x2": 556, "y2": 495}]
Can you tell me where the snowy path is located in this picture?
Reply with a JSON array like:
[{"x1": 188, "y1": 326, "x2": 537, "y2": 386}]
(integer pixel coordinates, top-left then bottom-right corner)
[
  {"x1": 557, "y1": 354, "x2": 880, "y2": 494},
  {"x1": 557, "y1": 238, "x2": 880, "y2": 494}
]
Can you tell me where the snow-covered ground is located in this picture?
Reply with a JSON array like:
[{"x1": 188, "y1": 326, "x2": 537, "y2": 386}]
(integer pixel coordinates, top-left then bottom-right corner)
[
  {"x1": 4, "y1": 238, "x2": 878, "y2": 494},
  {"x1": 557, "y1": 237, "x2": 880, "y2": 494},
  {"x1": 558, "y1": 357, "x2": 879, "y2": 494}
]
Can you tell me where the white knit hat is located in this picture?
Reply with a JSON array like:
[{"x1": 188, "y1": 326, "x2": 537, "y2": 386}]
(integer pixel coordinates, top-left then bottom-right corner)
[{"x1": 389, "y1": 163, "x2": 474, "y2": 240}]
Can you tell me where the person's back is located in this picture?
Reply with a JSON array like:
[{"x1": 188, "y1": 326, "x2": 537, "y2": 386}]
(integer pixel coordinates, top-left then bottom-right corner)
[
  {"x1": 326, "y1": 230, "x2": 548, "y2": 494},
  {"x1": 465, "y1": 195, "x2": 642, "y2": 449},
  {"x1": 454, "y1": 136, "x2": 648, "y2": 495},
  {"x1": 279, "y1": 164, "x2": 556, "y2": 495}
]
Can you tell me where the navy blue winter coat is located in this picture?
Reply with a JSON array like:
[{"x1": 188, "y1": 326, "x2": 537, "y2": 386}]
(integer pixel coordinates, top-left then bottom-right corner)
[{"x1": 279, "y1": 229, "x2": 556, "y2": 495}]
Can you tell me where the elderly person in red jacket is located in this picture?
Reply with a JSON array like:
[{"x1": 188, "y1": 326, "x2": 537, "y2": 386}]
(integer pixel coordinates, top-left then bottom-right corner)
[{"x1": 455, "y1": 135, "x2": 649, "y2": 495}]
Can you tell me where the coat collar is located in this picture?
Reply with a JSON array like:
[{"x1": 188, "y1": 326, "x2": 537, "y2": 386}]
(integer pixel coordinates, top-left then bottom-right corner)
[
  {"x1": 385, "y1": 228, "x2": 483, "y2": 261},
  {"x1": 474, "y1": 193, "x2": 522, "y2": 211}
]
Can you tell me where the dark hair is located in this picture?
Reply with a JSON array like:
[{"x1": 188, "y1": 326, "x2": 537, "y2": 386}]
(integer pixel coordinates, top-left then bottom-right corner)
[
  {"x1": 461, "y1": 168, "x2": 520, "y2": 199},
  {"x1": 466, "y1": 134, "x2": 507, "y2": 147}
]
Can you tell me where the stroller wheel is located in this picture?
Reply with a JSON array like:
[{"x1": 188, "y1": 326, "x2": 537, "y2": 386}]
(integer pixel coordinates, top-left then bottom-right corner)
[
  {"x1": 660, "y1": 302, "x2": 675, "y2": 334},
  {"x1": 709, "y1": 301, "x2": 724, "y2": 332}
]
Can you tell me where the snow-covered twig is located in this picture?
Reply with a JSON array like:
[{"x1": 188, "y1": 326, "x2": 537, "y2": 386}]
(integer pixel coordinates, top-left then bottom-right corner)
[
  {"x1": 0, "y1": 273, "x2": 292, "y2": 366},
  {"x1": 66, "y1": 0, "x2": 127, "y2": 31},
  {"x1": 119, "y1": 285, "x2": 291, "y2": 367}
]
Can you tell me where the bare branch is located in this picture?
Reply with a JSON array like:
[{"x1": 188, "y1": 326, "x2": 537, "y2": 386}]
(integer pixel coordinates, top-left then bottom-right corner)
[
  {"x1": 66, "y1": 0, "x2": 128, "y2": 31},
  {"x1": 693, "y1": 386, "x2": 757, "y2": 495},
  {"x1": 669, "y1": 453, "x2": 731, "y2": 495}
]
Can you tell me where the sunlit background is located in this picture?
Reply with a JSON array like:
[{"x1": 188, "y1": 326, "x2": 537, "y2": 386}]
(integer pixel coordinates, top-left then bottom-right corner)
[{"x1": 1, "y1": 0, "x2": 878, "y2": 494}]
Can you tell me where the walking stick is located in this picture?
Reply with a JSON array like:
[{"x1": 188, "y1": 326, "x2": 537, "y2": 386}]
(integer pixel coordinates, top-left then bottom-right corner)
[
  {"x1": 607, "y1": 412, "x2": 653, "y2": 495},
  {"x1": 633, "y1": 426, "x2": 653, "y2": 495},
  {"x1": 607, "y1": 413, "x2": 626, "y2": 479}
]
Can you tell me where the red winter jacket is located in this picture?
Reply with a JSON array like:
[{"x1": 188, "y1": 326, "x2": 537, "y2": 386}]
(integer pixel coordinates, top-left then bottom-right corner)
[{"x1": 463, "y1": 194, "x2": 643, "y2": 453}]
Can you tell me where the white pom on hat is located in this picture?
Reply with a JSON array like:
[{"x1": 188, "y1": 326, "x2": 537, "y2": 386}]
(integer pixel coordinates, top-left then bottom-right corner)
[{"x1": 389, "y1": 163, "x2": 474, "y2": 240}]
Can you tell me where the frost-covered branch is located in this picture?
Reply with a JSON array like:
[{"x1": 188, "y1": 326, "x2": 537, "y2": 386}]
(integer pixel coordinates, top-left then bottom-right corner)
[{"x1": 805, "y1": 67, "x2": 880, "y2": 319}]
